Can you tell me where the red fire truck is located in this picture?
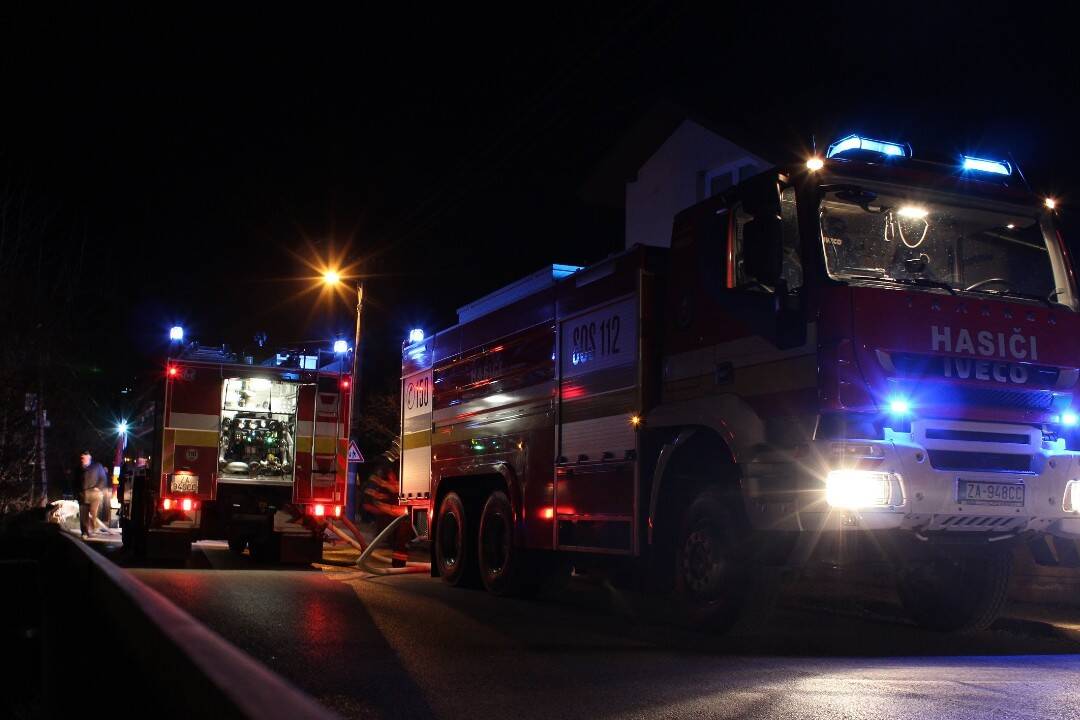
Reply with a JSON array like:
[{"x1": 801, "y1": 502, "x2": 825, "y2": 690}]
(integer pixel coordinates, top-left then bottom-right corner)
[
  {"x1": 400, "y1": 134, "x2": 1080, "y2": 632},
  {"x1": 125, "y1": 343, "x2": 350, "y2": 562}
]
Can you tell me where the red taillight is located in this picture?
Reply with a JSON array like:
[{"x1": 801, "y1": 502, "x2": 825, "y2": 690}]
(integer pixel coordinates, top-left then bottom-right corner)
[
  {"x1": 181, "y1": 498, "x2": 193, "y2": 512},
  {"x1": 162, "y1": 498, "x2": 172, "y2": 510},
  {"x1": 167, "y1": 365, "x2": 178, "y2": 377},
  {"x1": 313, "y1": 504, "x2": 325, "y2": 517},
  {"x1": 340, "y1": 378, "x2": 350, "y2": 389},
  {"x1": 334, "y1": 505, "x2": 342, "y2": 517}
]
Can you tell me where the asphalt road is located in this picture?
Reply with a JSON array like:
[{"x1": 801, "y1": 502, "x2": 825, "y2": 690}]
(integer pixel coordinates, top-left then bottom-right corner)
[{"x1": 126, "y1": 541, "x2": 1080, "y2": 720}]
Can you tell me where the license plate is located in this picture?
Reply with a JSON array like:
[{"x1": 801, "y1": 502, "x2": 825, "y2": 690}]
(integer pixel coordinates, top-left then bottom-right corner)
[
  {"x1": 956, "y1": 479, "x2": 1025, "y2": 507},
  {"x1": 169, "y1": 473, "x2": 199, "y2": 494}
]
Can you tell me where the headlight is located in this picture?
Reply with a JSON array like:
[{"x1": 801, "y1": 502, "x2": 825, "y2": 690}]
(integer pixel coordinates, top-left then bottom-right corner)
[
  {"x1": 826, "y1": 470, "x2": 902, "y2": 509},
  {"x1": 1064, "y1": 480, "x2": 1080, "y2": 513}
]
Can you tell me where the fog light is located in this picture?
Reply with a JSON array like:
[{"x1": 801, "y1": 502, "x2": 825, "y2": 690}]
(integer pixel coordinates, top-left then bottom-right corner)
[
  {"x1": 1064, "y1": 480, "x2": 1080, "y2": 513},
  {"x1": 162, "y1": 498, "x2": 172, "y2": 511},
  {"x1": 826, "y1": 470, "x2": 898, "y2": 509},
  {"x1": 313, "y1": 504, "x2": 325, "y2": 517},
  {"x1": 334, "y1": 505, "x2": 342, "y2": 517},
  {"x1": 181, "y1": 498, "x2": 193, "y2": 512}
]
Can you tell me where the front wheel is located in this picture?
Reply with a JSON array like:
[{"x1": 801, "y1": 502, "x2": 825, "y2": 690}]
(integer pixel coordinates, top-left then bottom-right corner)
[
  {"x1": 897, "y1": 549, "x2": 1012, "y2": 632},
  {"x1": 673, "y1": 487, "x2": 756, "y2": 632},
  {"x1": 435, "y1": 492, "x2": 477, "y2": 587}
]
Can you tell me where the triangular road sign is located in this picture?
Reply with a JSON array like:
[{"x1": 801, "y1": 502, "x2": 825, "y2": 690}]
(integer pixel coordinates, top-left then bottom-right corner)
[{"x1": 347, "y1": 441, "x2": 365, "y2": 463}]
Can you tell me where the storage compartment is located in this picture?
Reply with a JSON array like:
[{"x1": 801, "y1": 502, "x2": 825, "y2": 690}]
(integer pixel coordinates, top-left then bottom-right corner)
[{"x1": 219, "y1": 377, "x2": 299, "y2": 485}]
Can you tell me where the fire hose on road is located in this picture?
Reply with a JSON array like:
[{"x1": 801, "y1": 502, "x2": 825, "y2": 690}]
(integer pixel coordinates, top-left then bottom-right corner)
[{"x1": 329, "y1": 514, "x2": 429, "y2": 575}]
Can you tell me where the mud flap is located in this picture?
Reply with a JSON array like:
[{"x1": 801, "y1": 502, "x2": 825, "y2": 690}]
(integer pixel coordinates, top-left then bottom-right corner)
[
  {"x1": 280, "y1": 533, "x2": 322, "y2": 564},
  {"x1": 146, "y1": 529, "x2": 193, "y2": 560}
]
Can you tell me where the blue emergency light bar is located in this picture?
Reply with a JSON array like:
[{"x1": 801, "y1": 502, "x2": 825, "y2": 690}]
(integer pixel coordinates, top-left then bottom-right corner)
[
  {"x1": 961, "y1": 155, "x2": 1012, "y2": 176},
  {"x1": 826, "y1": 134, "x2": 908, "y2": 159}
]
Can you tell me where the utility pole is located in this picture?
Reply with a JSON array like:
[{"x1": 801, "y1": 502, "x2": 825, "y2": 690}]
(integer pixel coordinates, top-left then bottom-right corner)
[{"x1": 350, "y1": 280, "x2": 364, "y2": 439}]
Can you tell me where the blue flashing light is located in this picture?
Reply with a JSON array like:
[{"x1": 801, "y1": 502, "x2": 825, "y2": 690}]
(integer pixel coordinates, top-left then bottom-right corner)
[
  {"x1": 826, "y1": 134, "x2": 908, "y2": 159},
  {"x1": 888, "y1": 397, "x2": 911, "y2": 415},
  {"x1": 408, "y1": 328, "x2": 425, "y2": 344},
  {"x1": 333, "y1": 339, "x2": 349, "y2": 354},
  {"x1": 1063, "y1": 411, "x2": 1079, "y2": 427},
  {"x1": 961, "y1": 155, "x2": 1012, "y2": 176},
  {"x1": 169, "y1": 326, "x2": 184, "y2": 341}
]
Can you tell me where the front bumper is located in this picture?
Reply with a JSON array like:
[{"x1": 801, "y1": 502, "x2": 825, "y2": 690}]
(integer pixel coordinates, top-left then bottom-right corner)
[{"x1": 777, "y1": 419, "x2": 1080, "y2": 539}]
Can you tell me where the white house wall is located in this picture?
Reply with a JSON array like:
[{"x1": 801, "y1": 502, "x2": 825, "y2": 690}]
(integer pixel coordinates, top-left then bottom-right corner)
[{"x1": 625, "y1": 119, "x2": 770, "y2": 249}]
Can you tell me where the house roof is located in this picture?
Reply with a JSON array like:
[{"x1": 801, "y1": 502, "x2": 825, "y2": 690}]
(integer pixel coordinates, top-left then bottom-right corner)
[{"x1": 579, "y1": 99, "x2": 785, "y2": 208}]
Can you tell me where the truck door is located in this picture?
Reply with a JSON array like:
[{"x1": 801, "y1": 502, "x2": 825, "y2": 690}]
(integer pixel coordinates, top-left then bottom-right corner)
[
  {"x1": 555, "y1": 258, "x2": 641, "y2": 555},
  {"x1": 294, "y1": 377, "x2": 346, "y2": 506},
  {"x1": 162, "y1": 363, "x2": 220, "y2": 503}
]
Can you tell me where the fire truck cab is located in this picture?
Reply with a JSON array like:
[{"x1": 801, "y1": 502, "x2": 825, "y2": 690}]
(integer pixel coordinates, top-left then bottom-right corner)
[
  {"x1": 127, "y1": 343, "x2": 350, "y2": 563},
  {"x1": 402, "y1": 134, "x2": 1080, "y2": 632}
]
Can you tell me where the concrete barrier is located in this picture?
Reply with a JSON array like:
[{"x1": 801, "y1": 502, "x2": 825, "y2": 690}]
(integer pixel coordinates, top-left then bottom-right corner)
[{"x1": 39, "y1": 525, "x2": 338, "y2": 719}]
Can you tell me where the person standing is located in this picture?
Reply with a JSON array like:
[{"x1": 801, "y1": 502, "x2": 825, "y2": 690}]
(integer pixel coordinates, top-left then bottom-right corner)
[{"x1": 77, "y1": 450, "x2": 108, "y2": 538}]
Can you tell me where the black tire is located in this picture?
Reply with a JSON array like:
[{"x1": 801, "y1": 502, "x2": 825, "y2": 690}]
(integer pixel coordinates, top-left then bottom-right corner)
[
  {"x1": 897, "y1": 549, "x2": 1012, "y2": 632},
  {"x1": 250, "y1": 536, "x2": 280, "y2": 563},
  {"x1": 435, "y1": 492, "x2": 477, "y2": 587},
  {"x1": 227, "y1": 535, "x2": 247, "y2": 555},
  {"x1": 477, "y1": 491, "x2": 533, "y2": 596},
  {"x1": 672, "y1": 487, "x2": 758, "y2": 633}
]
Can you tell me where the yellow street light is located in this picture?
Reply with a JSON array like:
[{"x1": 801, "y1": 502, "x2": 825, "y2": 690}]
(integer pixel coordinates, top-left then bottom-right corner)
[{"x1": 323, "y1": 269, "x2": 341, "y2": 285}]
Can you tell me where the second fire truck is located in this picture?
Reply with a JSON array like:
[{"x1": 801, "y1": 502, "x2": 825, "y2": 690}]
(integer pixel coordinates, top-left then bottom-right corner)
[
  {"x1": 400, "y1": 133, "x2": 1080, "y2": 632},
  {"x1": 123, "y1": 342, "x2": 350, "y2": 562}
]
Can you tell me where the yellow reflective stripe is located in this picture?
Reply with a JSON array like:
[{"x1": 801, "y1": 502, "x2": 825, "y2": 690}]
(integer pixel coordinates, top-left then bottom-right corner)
[
  {"x1": 402, "y1": 430, "x2": 432, "y2": 451},
  {"x1": 296, "y1": 437, "x2": 340, "y2": 454}
]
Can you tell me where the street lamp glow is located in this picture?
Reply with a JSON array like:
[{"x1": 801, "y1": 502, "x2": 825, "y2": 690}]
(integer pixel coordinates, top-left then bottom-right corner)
[
  {"x1": 806, "y1": 156, "x2": 824, "y2": 171},
  {"x1": 169, "y1": 326, "x2": 184, "y2": 341},
  {"x1": 117, "y1": 421, "x2": 128, "y2": 435},
  {"x1": 1045, "y1": 197, "x2": 1058, "y2": 210},
  {"x1": 322, "y1": 269, "x2": 341, "y2": 285},
  {"x1": 408, "y1": 328, "x2": 425, "y2": 344},
  {"x1": 333, "y1": 339, "x2": 349, "y2": 354}
]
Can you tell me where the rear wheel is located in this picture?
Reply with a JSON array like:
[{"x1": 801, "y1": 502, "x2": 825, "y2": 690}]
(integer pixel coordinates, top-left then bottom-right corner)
[
  {"x1": 477, "y1": 491, "x2": 531, "y2": 596},
  {"x1": 435, "y1": 492, "x2": 476, "y2": 586},
  {"x1": 897, "y1": 549, "x2": 1011, "y2": 632}
]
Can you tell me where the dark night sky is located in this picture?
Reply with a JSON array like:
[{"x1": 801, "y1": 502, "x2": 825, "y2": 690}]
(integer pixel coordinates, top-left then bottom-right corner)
[{"x1": 3, "y1": 2, "x2": 1080, "y2": 404}]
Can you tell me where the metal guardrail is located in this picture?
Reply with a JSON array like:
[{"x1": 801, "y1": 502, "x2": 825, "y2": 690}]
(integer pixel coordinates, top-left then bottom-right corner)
[{"x1": 40, "y1": 527, "x2": 337, "y2": 720}]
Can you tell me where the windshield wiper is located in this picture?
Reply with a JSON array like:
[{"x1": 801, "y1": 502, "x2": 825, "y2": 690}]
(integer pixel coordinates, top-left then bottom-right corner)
[
  {"x1": 837, "y1": 273, "x2": 958, "y2": 295},
  {"x1": 887, "y1": 277, "x2": 958, "y2": 296},
  {"x1": 967, "y1": 287, "x2": 1055, "y2": 308}
]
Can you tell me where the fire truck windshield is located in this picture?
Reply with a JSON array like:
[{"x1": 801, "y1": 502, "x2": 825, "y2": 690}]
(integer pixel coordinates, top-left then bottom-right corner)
[{"x1": 819, "y1": 189, "x2": 1076, "y2": 310}]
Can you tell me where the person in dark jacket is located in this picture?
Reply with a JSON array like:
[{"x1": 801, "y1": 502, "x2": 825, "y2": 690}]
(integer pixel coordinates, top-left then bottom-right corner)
[{"x1": 77, "y1": 450, "x2": 108, "y2": 538}]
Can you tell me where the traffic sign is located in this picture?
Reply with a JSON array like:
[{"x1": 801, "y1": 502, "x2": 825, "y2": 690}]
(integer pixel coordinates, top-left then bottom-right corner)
[{"x1": 347, "y1": 441, "x2": 365, "y2": 463}]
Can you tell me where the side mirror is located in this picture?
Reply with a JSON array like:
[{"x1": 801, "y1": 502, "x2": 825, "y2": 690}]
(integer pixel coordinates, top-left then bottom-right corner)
[{"x1": 742, "y1": 214, "x2": 783, "y2": 284}]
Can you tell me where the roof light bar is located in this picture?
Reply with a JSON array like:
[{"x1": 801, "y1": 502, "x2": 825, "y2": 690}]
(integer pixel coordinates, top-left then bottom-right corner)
[
  {"x1": 961, "y1": 155, "x2": 1012, "y2": 176},
  {"x1": 826, "y1": 134, "x2": 908, "y2": 159}
]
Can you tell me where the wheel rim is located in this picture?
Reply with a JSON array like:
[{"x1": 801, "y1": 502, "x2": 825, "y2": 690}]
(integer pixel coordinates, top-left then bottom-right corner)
[
  {"x1": 681, "y1": 526, "x2": 725, "y2": 600},
  {"x1": 481, "y1": 508, "x2": 510, "y2": 578},
  {"x1": 439, "y1": 510, "x2": 461, "y2": 571}
]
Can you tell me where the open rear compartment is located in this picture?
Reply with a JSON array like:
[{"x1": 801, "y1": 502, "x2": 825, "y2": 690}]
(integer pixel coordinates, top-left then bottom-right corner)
[
  {"x1": 213, "y1": 376, "x2": 307, "y2": 557},
  {"x1": 219, "y1": 376, "x2": 299, "y2": 484}
]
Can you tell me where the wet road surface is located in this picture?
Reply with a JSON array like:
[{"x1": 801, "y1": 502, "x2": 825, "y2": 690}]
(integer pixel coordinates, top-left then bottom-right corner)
[{"x1": 128, "y1": 541, "x2": 1080, "y2": 720}]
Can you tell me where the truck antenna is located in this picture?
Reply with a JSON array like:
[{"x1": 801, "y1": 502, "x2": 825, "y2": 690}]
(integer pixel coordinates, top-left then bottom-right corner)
[{"x1": 1009, "y1": 152, "x2": 1034, "y2": 193}]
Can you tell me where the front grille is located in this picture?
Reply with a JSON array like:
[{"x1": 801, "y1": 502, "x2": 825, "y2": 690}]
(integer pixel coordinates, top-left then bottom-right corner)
[
  {"x1": 928, "y1": 450, "x2": 1032, "y2": 473},
  {"x1": 890, "y1": 381, "x2": 1056, "y2": 412},
  {"x1": 924, "y1": 428, "x2": 1029, "y2": 444}
]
